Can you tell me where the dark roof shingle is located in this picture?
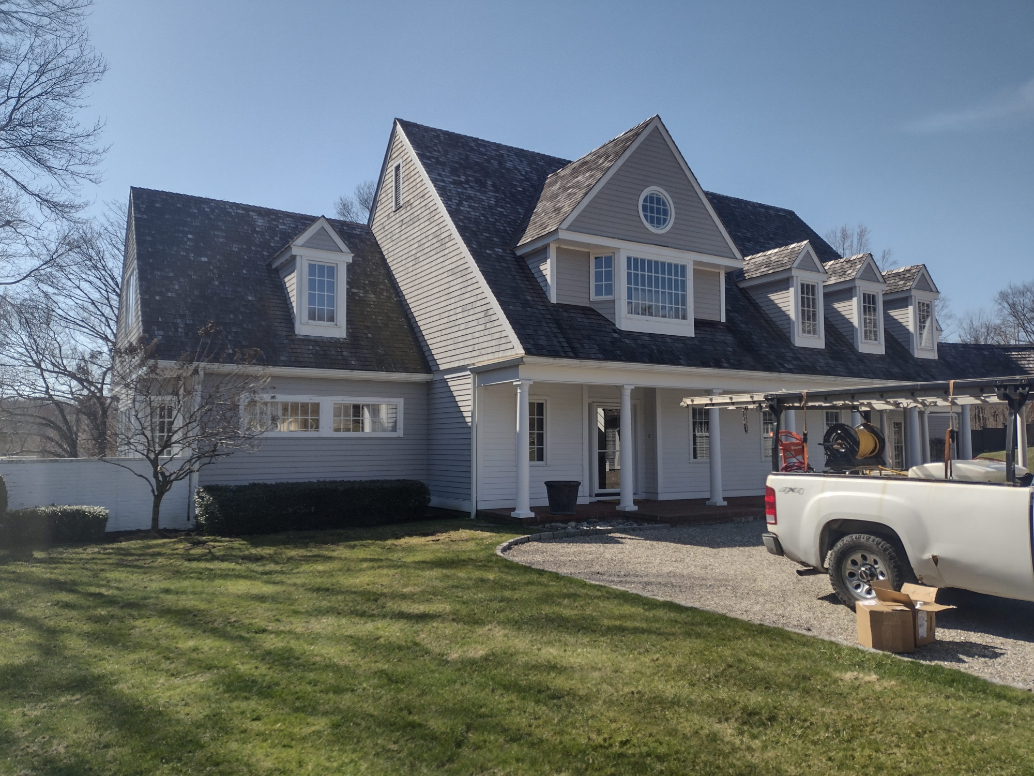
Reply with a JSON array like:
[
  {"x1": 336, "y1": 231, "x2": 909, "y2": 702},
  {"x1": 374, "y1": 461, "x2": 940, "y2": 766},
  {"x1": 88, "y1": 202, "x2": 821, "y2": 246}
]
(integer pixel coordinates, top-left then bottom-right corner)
[{"x1": 129, "y1": 187, "x2": 429, "y2": 373}]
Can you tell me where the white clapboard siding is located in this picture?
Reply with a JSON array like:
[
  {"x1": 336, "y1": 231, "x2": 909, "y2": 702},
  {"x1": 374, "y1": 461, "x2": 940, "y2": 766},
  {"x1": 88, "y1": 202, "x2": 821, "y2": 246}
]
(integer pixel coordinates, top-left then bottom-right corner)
[
  {"x1": 0, "y1": 457, "x2": 191, "y2": 531},
  {"x1": 429, "y1": 372, "x2": 473, "y2": 508}
]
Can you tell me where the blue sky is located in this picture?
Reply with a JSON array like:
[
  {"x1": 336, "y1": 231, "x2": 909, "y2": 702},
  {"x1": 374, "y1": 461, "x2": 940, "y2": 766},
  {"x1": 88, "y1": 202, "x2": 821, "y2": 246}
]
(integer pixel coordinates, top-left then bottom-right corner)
[{"x1": 85, "y1": 1, "x2": 1033, "y2": 328}]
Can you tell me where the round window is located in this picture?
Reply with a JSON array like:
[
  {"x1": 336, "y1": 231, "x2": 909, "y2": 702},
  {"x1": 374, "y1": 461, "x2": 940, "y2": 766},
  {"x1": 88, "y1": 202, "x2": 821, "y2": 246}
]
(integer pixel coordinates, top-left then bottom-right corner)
[{"x1": 639, "y1": 187, "x2": 673, "y2": 233}]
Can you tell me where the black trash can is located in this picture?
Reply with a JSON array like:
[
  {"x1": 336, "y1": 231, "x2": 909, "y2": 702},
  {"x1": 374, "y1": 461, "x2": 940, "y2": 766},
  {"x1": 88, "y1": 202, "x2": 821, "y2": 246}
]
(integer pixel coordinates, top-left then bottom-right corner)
[{"x1": 544, "y1": 481, "x2": 581, "y2": 515}]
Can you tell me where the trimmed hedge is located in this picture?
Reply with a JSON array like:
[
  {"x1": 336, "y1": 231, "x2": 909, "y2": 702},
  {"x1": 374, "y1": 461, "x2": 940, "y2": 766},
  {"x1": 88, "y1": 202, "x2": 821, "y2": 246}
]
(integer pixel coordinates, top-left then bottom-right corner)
[
  {"x1": 0, "y1": 505, "x2": 109, "y2": 547},
  {"x1": 195, "y1": 479, "x2": 431, "y2": 537}
]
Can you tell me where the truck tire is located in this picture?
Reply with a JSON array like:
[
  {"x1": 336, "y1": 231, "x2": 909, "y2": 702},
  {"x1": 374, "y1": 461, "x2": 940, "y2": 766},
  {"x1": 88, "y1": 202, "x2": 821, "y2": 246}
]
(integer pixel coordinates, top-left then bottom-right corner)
[{"x1": 828, "y1": 534, "x2": 913, "y2": 608}]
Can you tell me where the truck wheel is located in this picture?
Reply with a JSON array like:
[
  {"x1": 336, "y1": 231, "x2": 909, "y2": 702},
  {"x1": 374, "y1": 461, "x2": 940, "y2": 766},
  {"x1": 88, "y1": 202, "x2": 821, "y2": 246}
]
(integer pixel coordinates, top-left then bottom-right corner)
[{"x1": 828, "y1": 534, "x2": 912, "y2": 608}]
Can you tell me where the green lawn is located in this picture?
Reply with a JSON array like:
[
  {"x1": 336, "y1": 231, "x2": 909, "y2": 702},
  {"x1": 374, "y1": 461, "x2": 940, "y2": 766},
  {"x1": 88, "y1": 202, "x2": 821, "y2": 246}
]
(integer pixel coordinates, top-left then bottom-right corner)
[
  {"x1": 979, "y1": 448, "x2": 1034, "y2": 463},
  {"x1": 2, "y1": 521, "x2": 1034, "y2": 775}
]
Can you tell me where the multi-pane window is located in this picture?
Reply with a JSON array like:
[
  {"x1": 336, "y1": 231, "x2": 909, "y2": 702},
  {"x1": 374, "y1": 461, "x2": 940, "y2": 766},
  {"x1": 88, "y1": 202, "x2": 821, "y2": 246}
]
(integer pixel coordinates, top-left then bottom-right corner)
[
  {"x1": 249, "y1": 401, "x2": 320, "y2": 432},
  {"x1": 593, "y1": 254, "x2": 614, "y2": 298},
  {"x1": 154, "y1": 403, "x2": 176, "y2": 449},
  {"x1": 917, "y1": 299, "x2": 934, "y2": 349},
  {"x1": 529, "y1": 401, "x2": 545, "y2": 462},
  {"x1": 123, "y1": 269, "x2": 138, "y2": 328},
  {"x1": 800, "y1": 282, "x2": 818, "y2": 336},
  {"x1": 762, "y1": 409, "x2": 776, "y2": 458},
  {"x1": 626, "y1": 257, "x2": 687, "y2": 320},
  {"x1": 307, "y1": 263, "x2": 336, "y2": 323},
  {"x1": 393, "y1": 163, "x2": 402, "y2": 211},
  {"x1": 891, "y1": 421, "x2": 905, "y2": 469},
  {"x1": 824, "y1": 410, "x2": 841, "y2": 430},
  {"x1": 691, "y1": 408, "x2": 710, "y2": 460},
  {"x1": 862, "y1": 292, "x2": 880, "y2": 342},
  {"x1": 333, "y1": 402, "x2": 398, "y2": 434},
  {"x1": 640, "y1": 190, "x2": 671, "y2": 231}
]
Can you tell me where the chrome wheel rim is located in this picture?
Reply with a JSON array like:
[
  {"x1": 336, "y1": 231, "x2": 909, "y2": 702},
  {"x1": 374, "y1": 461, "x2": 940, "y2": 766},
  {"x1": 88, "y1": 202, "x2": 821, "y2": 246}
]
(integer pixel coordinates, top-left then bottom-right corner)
[{"x1": 841, "y1": 549, "x2": 889, "y2": 599}]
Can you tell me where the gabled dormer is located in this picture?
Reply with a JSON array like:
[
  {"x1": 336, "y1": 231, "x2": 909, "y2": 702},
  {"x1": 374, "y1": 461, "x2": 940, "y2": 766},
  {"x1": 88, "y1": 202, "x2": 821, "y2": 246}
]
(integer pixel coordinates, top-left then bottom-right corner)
[
  {"x1": 822, "y1": 253, "x2": 887, "y2": 355},
  {"x1": 271, "y1": 217, "x2": 353, "y2": 338},
  {"x1": 737, "y1": 241, "x2": 827, "y2": 348},
  {"x1": 512, "y1": 115, "x2": 743, "y2": 337},
  {"x1": 882, "y1": 264, "x2": 940, "y2": 359}
]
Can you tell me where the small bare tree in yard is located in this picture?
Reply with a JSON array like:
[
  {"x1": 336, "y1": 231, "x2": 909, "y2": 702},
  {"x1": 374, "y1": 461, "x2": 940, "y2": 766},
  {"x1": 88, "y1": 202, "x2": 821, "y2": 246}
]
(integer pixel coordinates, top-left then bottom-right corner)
[
  {"x1": 110, "y1": 324, "x2": 269, "y2": 533},
  {"x1": 334, "y1": 179, "x2": 376, "y2": 223}
]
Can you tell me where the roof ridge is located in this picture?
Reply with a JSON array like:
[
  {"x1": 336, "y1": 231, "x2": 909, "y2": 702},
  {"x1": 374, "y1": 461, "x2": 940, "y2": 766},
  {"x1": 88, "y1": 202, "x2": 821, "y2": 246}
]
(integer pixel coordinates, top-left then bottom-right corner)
[
  {"x1": 704, "y1": 190, "x2": 800, "y2": 215},
  {"x1": 131, "y1": 186, "x2": 321, "y2": 222},
  {"x1": 541, "y1": 115, "x2": 657, "y2": 182},
  {"x1": 395, "y1": 118, "x2": 570, "y2": 166}
]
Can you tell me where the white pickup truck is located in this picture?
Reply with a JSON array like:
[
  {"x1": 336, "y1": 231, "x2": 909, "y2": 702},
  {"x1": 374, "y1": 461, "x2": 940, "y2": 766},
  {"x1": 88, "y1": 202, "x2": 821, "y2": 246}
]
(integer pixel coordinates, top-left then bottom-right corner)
[{"x1": 763, "y1": 470, "x2": 1034, "y2": 607}]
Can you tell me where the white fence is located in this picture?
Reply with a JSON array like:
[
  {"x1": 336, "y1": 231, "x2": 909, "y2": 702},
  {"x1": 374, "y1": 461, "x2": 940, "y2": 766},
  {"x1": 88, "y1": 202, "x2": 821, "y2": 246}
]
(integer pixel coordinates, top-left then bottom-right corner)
[{"x1": 0, "y1": 457, "x2": 192, "y2": 532}]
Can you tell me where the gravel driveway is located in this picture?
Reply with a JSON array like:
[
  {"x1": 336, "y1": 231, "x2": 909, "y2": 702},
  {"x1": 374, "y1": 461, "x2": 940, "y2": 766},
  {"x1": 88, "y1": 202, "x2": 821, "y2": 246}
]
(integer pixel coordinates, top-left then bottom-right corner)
[{"x1": 503, "y1": 520, "x2": 1034, "y2": 689}]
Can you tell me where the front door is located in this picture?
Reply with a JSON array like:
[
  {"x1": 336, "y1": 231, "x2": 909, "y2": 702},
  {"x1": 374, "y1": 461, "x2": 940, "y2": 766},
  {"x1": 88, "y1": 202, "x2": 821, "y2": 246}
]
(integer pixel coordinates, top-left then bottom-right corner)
[{"x1": 593, "y1": 404, "x2": 636, "y2": 496}]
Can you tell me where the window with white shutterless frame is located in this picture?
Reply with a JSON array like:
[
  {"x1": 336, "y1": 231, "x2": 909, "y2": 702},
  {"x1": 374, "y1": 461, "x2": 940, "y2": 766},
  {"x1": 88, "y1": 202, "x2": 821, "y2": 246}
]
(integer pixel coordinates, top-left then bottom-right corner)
[
  {"x1": 591, "y1": 253, "x2": 614, "y2": 300},
  {"x1": 527, "y1": 398, "x2": 547, "y2": 464},
  {"x1": 691, "y1": 407, "x2": 710, "y2": 461},
  {"x1": 245, "y1": 396, "x2": 404, "y2": 438}
]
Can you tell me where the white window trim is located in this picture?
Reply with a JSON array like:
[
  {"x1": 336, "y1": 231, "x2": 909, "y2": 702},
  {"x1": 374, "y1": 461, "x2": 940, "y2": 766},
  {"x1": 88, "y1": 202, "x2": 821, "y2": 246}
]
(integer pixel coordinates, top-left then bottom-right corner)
[
  {"x1": 855, "y1": 282, "x2": 886, "y2": 354},
  {"x1": 293, "y1": 249, "x2": 352, "y2": 338},
  {"x1": 790, "y1": 269, "x2": 826, "y2": 348},
  {"x1": 638, "y1": 186, "x2": 675, "y2": 234},
  {"x1": 247, "y1": 395, "x2": 404, "y2": 438},
  {"x1": 121, "y1": 268, "x2": 138, "y2": 334},
  {"x1": 915, "y1": 296, "x2": 936, "y2": 352},
  {"x1": 798, "y1": 280, "x2": 820, "y2": 338},
  {"x1": 618, "y1": 249, "x2": 695, "y2": 337},
  {"x1": 689, "y1": 406, "x2": 710, "y2": 463},
  {"x1": 590, "y1": 252, "x2": 615, "y2": 301},
  {"x1": 528, "y1": 397, "x2": 548, "y2": 466},
  {"x1": 761, "y1": 408, "x2": 776, "y2": 461}
]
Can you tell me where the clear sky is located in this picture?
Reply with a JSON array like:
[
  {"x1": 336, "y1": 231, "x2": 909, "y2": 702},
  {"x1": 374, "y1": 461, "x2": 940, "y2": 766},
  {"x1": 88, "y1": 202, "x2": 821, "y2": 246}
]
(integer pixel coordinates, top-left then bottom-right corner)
[{"x1": 84, "y1": 0, "x2": 1033, "y2": 329}]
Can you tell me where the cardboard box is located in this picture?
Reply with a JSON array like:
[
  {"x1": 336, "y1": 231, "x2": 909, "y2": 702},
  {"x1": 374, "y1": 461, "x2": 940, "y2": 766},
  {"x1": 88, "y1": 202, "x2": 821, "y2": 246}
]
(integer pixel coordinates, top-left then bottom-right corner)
[
  {"x1": 871, "y1": 582, "x2": 955, "y2": 647},
  {"x1": 856, "y1": 600, "x2": 916, "y2": 653}
]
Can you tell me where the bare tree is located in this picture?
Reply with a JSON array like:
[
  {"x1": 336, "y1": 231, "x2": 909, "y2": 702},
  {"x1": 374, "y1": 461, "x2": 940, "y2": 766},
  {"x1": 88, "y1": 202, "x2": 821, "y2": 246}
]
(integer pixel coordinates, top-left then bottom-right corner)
[
  {"x1": 334, "y1": 179, "x2": 376, "y2": 223},
  {"x1": 995, "y1": 281, "x2": 1034, "y2": 344},
  {"x1": 109, "y1": 324, "x2": 269, "y2": 532},
  {"x1": 0, "y1": 202, "x2": 122, "y2": 455},
  {"x1": 0, "y1": 0, "x2": 107, "y2": 286},
  {"x1": 957, "y1": 308, "x2": 1008, "y2": 345},
  {"x1": 823, "y1": 223, "x2": 897, "y2": 271}
]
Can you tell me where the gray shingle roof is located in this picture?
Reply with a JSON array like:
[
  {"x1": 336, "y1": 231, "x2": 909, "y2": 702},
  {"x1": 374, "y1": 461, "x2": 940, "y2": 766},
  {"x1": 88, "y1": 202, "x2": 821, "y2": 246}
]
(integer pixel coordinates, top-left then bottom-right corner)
[
  {"x1": 398, "y1": 119, "x2": 1034, "y2": 383},
  {"x1": 514, "y1": 116, "x2": 655, "y2": 247},
  {"x1": 739, "y1": 241, "x2": 810, "y2": 280},
  {"x1": 128, "y1": 187, "x2": 429, "y2": 373},
  {"x1": 883, "y1": 264, "x2": 925, "y2": 293},
  {"x1": 823, "y1": 253, "x2": 871, "y2": 285},
  {"x1": 704, "y1": 191, "x2": 842, "y2": 263}
]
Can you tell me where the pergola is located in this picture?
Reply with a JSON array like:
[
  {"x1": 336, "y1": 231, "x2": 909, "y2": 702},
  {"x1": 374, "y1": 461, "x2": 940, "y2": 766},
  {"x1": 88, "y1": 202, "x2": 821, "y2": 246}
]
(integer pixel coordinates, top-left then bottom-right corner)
[{"x1": 681, "y1": 376, "x2": 1032, "y2": 489}]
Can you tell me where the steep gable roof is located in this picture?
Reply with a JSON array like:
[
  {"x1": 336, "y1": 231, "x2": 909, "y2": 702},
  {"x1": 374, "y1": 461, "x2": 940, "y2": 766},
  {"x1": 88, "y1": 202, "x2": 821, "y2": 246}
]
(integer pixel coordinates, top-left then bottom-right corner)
[
  {"x1": 883, "y1": 264, "x2": 938, "y2": 294},
  {"x1": 515, "y1": 116, "x2": 654, "y2": 247},
  {"x1": 739, "y1": 241, "x2": 812, "y2": 280},
  {"x1": 822, "y1": 253, "x2": 888, "y2": 286},
  {"x1": 127, "y1": 187, "x2": 428, "y2": 373},
  {"x1": 393, "y1": 120, "x2": 1028, "y2": 383}
]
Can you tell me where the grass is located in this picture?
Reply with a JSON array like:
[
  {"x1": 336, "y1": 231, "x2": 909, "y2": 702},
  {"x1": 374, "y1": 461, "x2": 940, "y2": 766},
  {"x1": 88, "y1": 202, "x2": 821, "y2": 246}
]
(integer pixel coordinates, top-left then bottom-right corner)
[
  {"x1": 979, "y1": 448, "x2": 1034, "y2": 463},
  {"x1": 2, "y1": 521, "x2": 1034, "y2": 775}
]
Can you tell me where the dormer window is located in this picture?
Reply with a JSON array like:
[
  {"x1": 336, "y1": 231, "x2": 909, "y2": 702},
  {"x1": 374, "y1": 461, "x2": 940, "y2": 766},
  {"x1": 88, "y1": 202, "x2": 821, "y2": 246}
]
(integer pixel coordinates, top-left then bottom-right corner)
[
  {"x1": 627, "y1": 256, "x2": 687, "y2": 320},
  {"x1": 917, "y1": 299, "x2": 934, "y2": 350},
  {"x1": 593, "y1": 254, "x2": 614, "y2": 299},
  {"x1": 270, "y1": 217, "x2": 353, "y2": 339},
  {"x1": 799, "y1": 282, "x2": 818, "y2": 336},
  {"x1": 307, "y1": 262, "x2": 337, "y2": 323},
  {"x1": 862, "y1": 292, "x2": 880, "y2": 342}
]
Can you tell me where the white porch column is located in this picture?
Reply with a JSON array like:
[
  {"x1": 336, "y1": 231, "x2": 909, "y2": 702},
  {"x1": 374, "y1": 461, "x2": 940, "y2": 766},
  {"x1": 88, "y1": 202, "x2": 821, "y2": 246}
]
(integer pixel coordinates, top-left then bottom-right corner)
[
  {"x1": 959, "y1": 406, "x2": 973, "y2": 460},
  {"x1": 1018, "y1": 411, "x2": 1030, "y2": 470},
  {"x1": 616, "y1": 384, "x2": 638, "y2": 512},
  {"x1": 783, "y1": 409, "x2": 796, "y2": 434},
  {"x1": 880, "y1": 410, "x2": 890, "y2": 438},
  {"x1": 921, "y1": 410, "x2": 931, "y2": 463},
  {"x1": 907, "y1": 407, "x2": 922, "y2": 469},
  {"x1": 511, "y1": 379, "x2": 534, "y2": 518},
  {"x1": 707, "y1": 391, "x2": 727, "y2": 507},
  {"x1": 850, "y1": 410, "x2": 863, "y2": 428}
]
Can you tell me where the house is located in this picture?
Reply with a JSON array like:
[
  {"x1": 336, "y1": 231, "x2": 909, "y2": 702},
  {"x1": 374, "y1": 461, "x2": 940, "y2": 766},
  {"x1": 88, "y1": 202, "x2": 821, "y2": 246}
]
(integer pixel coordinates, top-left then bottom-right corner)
[{"x1": 116, "y1": 115, "x2": 1034, "y2": 517}]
